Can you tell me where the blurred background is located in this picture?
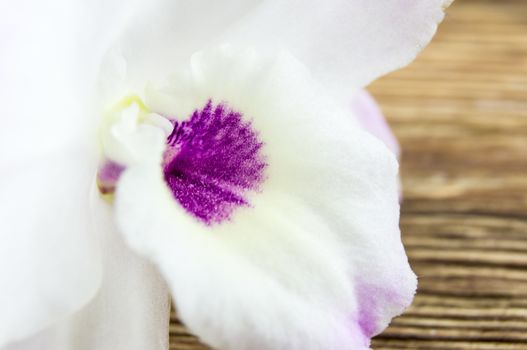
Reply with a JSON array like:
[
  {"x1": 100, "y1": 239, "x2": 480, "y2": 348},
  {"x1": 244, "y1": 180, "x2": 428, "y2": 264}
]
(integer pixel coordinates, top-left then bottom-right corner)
[
  {"x1": 370, "y1": 0, "x2": 527, "y2": 348},
  {"x1": 171, "y1": 1, "x2": 527, "y2": 348}
]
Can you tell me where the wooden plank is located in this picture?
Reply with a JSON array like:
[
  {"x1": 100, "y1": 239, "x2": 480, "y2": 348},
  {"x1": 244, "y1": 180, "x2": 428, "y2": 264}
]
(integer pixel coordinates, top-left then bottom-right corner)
[{"x1": 170, "y1": 0, "x2": 527, "y2": 348}]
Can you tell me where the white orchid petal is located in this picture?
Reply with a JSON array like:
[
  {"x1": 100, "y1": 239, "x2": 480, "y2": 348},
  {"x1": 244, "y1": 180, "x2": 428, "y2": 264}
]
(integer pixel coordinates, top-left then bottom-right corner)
[
  {"x1": 2, "y1": 198, "x2": 171, "y2": 350},
  {"x1": 71, "y1": 199, "x2": 171, "y2": 350},
  {"x1": 115, "y1": 0, "x2": 447, "y2": 101},
  {"x1": 0, "y1": 0, "x2": 142, "y2": 165},
  {"x1": 0, "y1": 151, "x2": 100, "y2": 347},
  {"x1": 0, "y1": 0, "x2": 146, "y2": 345},
  {"x1": 114, "y1": 48, "x2": 415, "y2": 350},
  {"x1": 224, "y1": 0, "x2": 449, "y2": 96}
]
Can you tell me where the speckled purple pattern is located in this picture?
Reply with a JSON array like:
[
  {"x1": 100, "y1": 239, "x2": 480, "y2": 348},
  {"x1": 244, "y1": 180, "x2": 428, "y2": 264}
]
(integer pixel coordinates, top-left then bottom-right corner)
[{"x1": 163, "y1": 100, "x2": 267, "y2": 225}]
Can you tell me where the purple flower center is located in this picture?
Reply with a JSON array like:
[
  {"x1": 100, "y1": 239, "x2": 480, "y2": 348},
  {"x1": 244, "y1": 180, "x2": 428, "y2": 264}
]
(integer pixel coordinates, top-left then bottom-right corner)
[{"x1": 163, "y1": 100, "x2": 267, "y2": 225}]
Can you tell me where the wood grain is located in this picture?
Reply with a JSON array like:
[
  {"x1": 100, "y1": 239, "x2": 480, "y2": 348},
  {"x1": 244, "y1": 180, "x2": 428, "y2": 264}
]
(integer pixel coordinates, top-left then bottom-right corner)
[{"x1": 169, "y1": 1, "x2": 527, "y2": 348}]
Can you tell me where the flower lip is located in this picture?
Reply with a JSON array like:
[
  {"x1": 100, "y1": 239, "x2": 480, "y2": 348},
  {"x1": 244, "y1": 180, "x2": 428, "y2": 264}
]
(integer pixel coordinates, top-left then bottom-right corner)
[{"x1": 163, "y1": 100, "x2": 267, "y2": 225}]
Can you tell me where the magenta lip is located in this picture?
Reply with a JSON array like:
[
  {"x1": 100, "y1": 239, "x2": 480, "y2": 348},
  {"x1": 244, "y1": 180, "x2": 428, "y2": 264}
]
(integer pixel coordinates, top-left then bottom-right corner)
[
  {"x1": 96, "y1": 100, "x2": 267, "y2": 224},
  {"x1": 163, "y1": 100, "x2": 267, "y2": 225}
]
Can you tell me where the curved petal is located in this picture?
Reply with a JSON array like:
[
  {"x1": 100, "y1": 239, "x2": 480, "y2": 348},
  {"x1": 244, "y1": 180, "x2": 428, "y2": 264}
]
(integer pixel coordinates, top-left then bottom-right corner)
[
  {"x1": 350, "y1": 90, "x2": 403, "y2": 200},
  {"x1": 224, "y1": 0, "x2": 450, "y2": 97},
  {"x1": 0, "y1": 0, "x2": 142, "y2": 165},
  {"x1": 0, "y1": 150, "x2": 101, "y2": 347},
  {"x1": 0, "y1": 0, "x2": 145, "y2": 345},
  {"x1": 115, "y1": 0, "x2": 449, "y2": 99},
  {"x1": 2, "y1": 197, "x2": 170, "y2": 350},
  {"x1": 69, "y1": 198, "x2": 171, "y2": 350},
  {"x1": 114, "y1": 48, "x2": 415, "y2": 350}
]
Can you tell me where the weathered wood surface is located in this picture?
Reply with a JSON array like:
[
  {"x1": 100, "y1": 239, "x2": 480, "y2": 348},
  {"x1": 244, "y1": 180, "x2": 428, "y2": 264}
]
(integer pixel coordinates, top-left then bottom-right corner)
[{"x1": 169, "y1": 1, "x2": 527, "y2": 348}]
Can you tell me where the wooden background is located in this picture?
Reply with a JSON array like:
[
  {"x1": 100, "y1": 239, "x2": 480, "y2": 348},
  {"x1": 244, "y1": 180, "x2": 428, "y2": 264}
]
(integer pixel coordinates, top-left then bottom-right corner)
[{"x1": 169, "y1": 1, "x2": 527, "y2": 348}]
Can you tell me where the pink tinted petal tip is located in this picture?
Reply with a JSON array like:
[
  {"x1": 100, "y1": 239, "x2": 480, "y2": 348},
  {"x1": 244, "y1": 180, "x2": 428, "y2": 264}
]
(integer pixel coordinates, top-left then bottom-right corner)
[{"x1": 351, "y1": 90, "x2": 400, "y2": 158}]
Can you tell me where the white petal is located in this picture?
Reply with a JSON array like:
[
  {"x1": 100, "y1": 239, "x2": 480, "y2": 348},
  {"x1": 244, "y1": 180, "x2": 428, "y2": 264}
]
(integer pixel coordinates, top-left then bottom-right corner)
[
  {"x1": 70, "y1": 199, "x2": 171, "y2": 350},
  {"x1": 0, "y1": 0, "x2": 142, "y2": 165},
  {"x1": 114, "y1": 0, "x2": 447, "y2": 101},
  {"x1": 0, "y1": 0, "x2": 145, "y2": 344},
  {"x1": 2, "y1": 198, "x2": 171, "y2": 350},
  {"x1": 224, "y1": 0, "x2": 450, "y2": 96},
  {"x1": 0, "y1": 150, "x2": 101, "y2": 346},
  {"x1": 115, "y1": 48, "x2": 415, "y2": 350},
  {"x1": 350, "y1": 90, "x2": 404, "y2": 199}
]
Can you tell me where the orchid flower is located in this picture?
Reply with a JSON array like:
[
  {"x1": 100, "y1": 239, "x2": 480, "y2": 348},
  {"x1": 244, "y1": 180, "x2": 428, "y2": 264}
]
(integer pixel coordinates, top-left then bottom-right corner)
[{"x1": 0, "y1": 1, "x2": 450, "y2": 349}]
